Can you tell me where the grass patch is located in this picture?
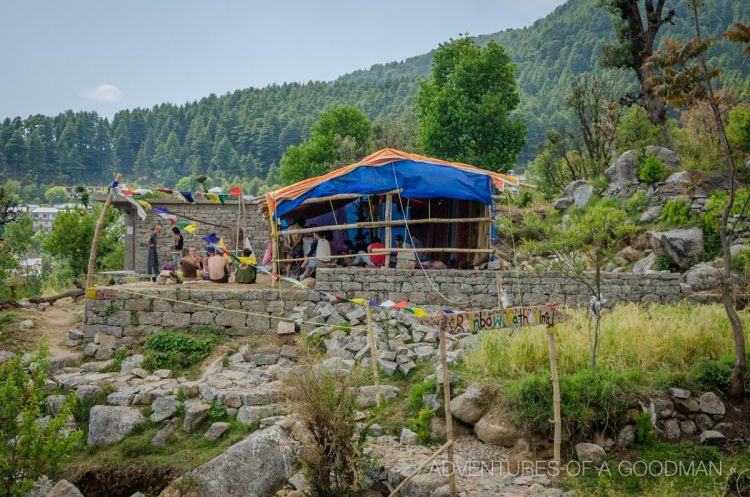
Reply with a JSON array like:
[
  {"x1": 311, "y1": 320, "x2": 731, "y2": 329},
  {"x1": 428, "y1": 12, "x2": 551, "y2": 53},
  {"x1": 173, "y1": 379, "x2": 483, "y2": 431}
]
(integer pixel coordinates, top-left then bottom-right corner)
[{"x1": 142, "y1": 328, "x2": 226, "y2": 377}]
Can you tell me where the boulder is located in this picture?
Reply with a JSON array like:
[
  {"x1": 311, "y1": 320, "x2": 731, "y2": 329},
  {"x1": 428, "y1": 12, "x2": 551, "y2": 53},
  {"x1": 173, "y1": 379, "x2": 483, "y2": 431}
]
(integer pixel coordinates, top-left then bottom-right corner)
[
  {"x1": 87, "y1": 406, "x2": 145, "y2": 446},
  {"x1": 730, "y1": 244, "x2": 750, "y2": 258},
  {"x1": 645, "y1": 146, "x2": 680, "y2": 169},
  {"x1": 151, "y1": 417, "x2": 180, "y2": 446},
  {"x1": 617, "y1": 425, "x2": 636, "y2": 448},
  {"x1": 650, "y1": 398, "x2": 675, "y2": 419},
  {"x1": 450, "y1": 383, "x2": 491, "y2": 425},
  {"x1": 673, "y1": 397, "x2": 700, "y2": 415},
  {"x1": 604, "y1": 150, "x2": 639, "y2": 195},
  {"x1": 150, "y1": 397, "x2": 179, "y2": 422},
  {"x1": 401, "y1": 473, "x2": 449, "y2": 497},
  {"x1": 183, "y1": 402, "x2": 210, "y2": 433},
  {"x1": 46, "y1": 480, "x2": 84, "y2": 497},
  {"x1": 553, "y1": 197, "x2": 573, "y2": 211},
  {"x1": 0, "y1": 350, "x2": 17, "y2": 363},
  {"x1": 699, "y1": 430, "x2": 725, "y2": 445},
  {"x1": 562, "y1": 180, "x2": 595, "y2": 209},
  {"x1": 176, "y1": 426, "x2": 294, "y2": 497},
  {"x1": 400, "y1": 427, "x2": 418, "y2": 445},
  {"x1": 651, "y1": 228, "x2": 704, "y2": 268},
  {"x1": 662, "y1": 418, "x2": 681, "y2": 440},
  {"x1": 694, "y1": 413, "x2": 714, "y2": 432},
  {"x1": 633, "y1": 253, "x2": 657, "y2": 274},
  {"x1": 204, "y1": 422, "x2": 230, "y2": 442},
  {"x1": 685, "y1": 263, "x2": 723, "y2": 291},
  {"x1": 473, "y1": 408, "x2": 521, "y2": 447},
  {"x1": 277, "y1": 321, "x2": 296, "y2": 335},
  {"x1": 680, "y1": 420, "x2": 697, "y2": 435},
  {"x1": 669, "y1": 387, "x2": 691, "y2": 399},
  {"x1": 639, "y1": 206, "x2": 662, "y2": 224},
  {"x1": 19, "y1": 319, "x2": 35, "y2": 330},
  {"x1": 698, "y1": 392, "x2": 725, "y2": 416},
  {"x1": 575, "y1": 442, "x2": 606, "y2": 467},
  {"x1": 356, "y1": 385, "x2": 400, "y2": 407},
  {"x1": 236, "y1": 405, "x2": 278, "y2": 426}
]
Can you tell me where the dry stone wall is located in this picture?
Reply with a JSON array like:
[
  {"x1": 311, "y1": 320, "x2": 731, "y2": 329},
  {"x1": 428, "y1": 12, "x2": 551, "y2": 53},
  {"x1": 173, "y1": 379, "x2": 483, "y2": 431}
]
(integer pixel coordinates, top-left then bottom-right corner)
[{"x1": 315, "y1": 269, "x2": 685, "y2": 308}]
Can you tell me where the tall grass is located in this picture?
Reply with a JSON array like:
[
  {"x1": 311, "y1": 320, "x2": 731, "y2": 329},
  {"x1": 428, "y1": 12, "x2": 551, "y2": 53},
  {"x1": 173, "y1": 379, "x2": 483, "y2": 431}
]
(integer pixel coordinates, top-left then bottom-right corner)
[{"x1": 461, "y1": 303, "x2": 750, "y2": 380}]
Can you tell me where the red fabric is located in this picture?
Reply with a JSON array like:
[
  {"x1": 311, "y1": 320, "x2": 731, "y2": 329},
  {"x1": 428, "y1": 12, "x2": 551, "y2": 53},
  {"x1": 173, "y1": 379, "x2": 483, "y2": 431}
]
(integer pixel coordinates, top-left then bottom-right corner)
[
  {"x1": 229, "y1": 186, "x2": 242, "y2": 196},
  {"x1": 368, "y1": 242, "x2": 385, "y2": 266}
]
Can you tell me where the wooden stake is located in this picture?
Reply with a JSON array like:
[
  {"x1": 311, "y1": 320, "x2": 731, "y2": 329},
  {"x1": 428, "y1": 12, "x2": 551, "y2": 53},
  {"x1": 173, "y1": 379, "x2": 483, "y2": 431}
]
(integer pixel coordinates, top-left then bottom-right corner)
[
  {"x1": 366, "y1": 304, "x2": 381, "y2": 405},
  {"x1": 496, "y1": 273, "x2": 504, "y2": 309},
  {"x1": 387, "y1": 440, "x2": 454, "y2": 497},
  {"x1": 439, "y1": 314, "x2": 457, "y2": 497},
  {"x1": 547, "y1": 325, "x2": 562, "y2": 466},
  {"x1": 84, "y1": 174, "x2": 121, "y2": 324},
  {"x1": 384, "y1": 194, "x2": 392, "y2": 269}
]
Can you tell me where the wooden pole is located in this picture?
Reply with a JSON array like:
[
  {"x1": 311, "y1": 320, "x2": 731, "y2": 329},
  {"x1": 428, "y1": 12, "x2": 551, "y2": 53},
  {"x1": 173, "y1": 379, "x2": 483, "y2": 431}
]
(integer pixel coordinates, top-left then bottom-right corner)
[
  {"x1": 281, "y1": 216, "x2": 493, "y2": 236},
  {"x1": 547, "y1": 324, "x2": 562, "y2": 466},
  {"x1": 371, "y1": 247, "x2": 495, "y2": 254},
  {"x1": 266, "y1": 207, "x2": 280, "y2": 287},
  {"x1": 496, "y1": 274, "x2": 504, "y2": 309},
  {"x1": 387, "y1": 440, "x2": 454, "y2": 497},
  {"x1": 384, "y1": 194, "x2": 392, "y2": 269},
  {"x1": 366, "y1": 304, "x2": 381, "y2": 406},
  {"x1": 439, "y1": 314, "x2": 458, "y2": 497},
  {"x1": 84, "y1": 174, "x2": 121, "y2": 324}
]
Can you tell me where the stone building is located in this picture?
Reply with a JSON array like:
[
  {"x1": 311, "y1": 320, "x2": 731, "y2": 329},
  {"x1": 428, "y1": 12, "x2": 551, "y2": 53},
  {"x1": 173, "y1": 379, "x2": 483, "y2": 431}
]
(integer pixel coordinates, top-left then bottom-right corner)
[{"x1": 107, "y1": 197, "x2": 270, "y2": 273}]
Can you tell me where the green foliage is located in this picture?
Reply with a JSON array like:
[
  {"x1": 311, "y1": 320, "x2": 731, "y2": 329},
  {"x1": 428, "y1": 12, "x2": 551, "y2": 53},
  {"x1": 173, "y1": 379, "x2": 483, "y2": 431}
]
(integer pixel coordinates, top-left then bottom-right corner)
[
  {"x1": 690, "y1": 357, "x2": 733, "y2": 394},
  {"x1": 634, "y1": 412, "x2": 655, "y2": 447},
  {"x1": 614, "y1": 106, "x2": 664, "y2": 154},
  {"x1": 407, "y1": 377, "x2": 436, "y2": 414},
  {"x1": 72, "y1": 385, "x2": 115, "y2": 434},
  {"x1": 504, "y1": 369, "x2": 629, "y2": 441},
  {"x1": 43, "y1": 186, "x2": 68, "y2": 204},
  {"x1": 515, "y1": 190, "x2": 534, "y2": 208},
  {"x1": 727, "y1": 104, "x2": 750, "y2": 154},
  {"x1": 142, "y1": 330, "x2": 221, "y2": 373},
  {"x1": 408, "y1": 408, "x2": 436, "y2": 444},
  {"x1": 625, "y1": 191, "x2": 650, "y2": 215},
  {"x1": 42, "y1": 206, "x2": 122, "y2": 276},
  {"x1": 659, "y1": 198, "x2": 691, "y2": 226},
  {"x1": 208, "y1": 401, "x2": 227, "y2": 421},
  {"x1": 0, "y1": 347, "x2": 82, "y2": 496},
  {"x1": 654, "y1": 253, "x2": 679, "y2": 272},
  {"x1": 280, "y1": 106, "x2": 372, "y2": 184},
  {"x1": 416, "y1": 38, "x2": 526, "y2": 172},
  {"x1": 638, "y1": 154, "x2": 667, "y2": 185}
]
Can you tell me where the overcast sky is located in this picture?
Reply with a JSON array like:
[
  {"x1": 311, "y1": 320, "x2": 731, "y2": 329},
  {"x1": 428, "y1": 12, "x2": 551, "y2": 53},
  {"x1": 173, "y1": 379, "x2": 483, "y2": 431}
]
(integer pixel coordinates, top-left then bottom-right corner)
[{"x1": 0, "y1": 0, "x2": 566, "y2": 120}]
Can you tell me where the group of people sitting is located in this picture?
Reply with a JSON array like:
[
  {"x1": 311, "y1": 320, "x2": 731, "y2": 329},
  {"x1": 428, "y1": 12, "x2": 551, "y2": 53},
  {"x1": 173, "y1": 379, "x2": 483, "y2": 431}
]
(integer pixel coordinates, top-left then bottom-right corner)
[{"x1": 175, "y1": 246, "x2": 256, "y2": 284}]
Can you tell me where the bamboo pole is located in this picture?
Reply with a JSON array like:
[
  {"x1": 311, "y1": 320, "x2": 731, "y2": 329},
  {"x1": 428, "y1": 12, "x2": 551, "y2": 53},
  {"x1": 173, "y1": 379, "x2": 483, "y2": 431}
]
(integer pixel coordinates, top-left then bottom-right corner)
[
  {"x1": 439, "y1": 314, "x2": 458, "y2": 497},
  {"x1": 387, "y1": 440, "x2": 455, "y2": 497},
  {"x1": 547, "y1": 325, "x2": 562, "y2": 466},
  {"x1": 84, "y1": 174, "x2": 121, "y2": 324},
  {"x1": 266, "y1": 207, "x2": 280, "y2": 287},
  {"x1": 301, "y1": 189, "x2": 402, "y2": 205},
  {"x1": 384, "y1": 194, "x2": 392, "y2": 269},
  {"x1": 366, "y1": 305, "x2": 381, "y2": 406},
  {"x1": 371, "y1": 247, "x2": 494, "y2": 254},
  {"x1": 496, "y1": 274, "x2": 504, "y2": 309},
  {"x1": 281, "y1": 217, "x2": 493, "y2": 236}
]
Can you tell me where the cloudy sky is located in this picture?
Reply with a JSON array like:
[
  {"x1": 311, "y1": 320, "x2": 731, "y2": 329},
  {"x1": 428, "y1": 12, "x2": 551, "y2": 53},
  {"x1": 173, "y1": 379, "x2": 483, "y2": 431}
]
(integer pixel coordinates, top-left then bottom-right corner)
[{"x1": 0, "y1": 0, "x2": 566, "y2": 119}]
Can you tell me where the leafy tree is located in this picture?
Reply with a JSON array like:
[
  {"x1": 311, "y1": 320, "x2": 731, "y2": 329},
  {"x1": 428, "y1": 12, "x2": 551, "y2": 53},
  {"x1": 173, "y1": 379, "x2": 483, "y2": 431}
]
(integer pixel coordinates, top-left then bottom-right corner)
[
  {"x1": 0, "y1": 347, "x2": 82, "y2": 497},
  {"x1": 614, "y1": 106, "x2": 664, "y2": 154},
  {"x1": 598, "y1": 0, "x2": 676, "y2": 126},
  {"x1": 42, "y1": 206, "x2": 121, "y2": 276},
  {"x1": 727, "y1": 104, "x2": 750, "y2": 154},
  {"x1": 646, "y1": 9, "x2": 750, "y2": 400},
  {"x1": 280, "y1": 106, "x2": 372, "y2": 184},
  {"x1": 416, "y1": 38, "x2": 526, "y2": 171},
  {"x1": 524, "y1": 205, "x2": 636, "y2": 369},
  {"x1": 638, "y1": 154, "x2": 668, "y2": 184},
  {"x1": 43, "y1": 186, "x2": 68, "y2": 205}
]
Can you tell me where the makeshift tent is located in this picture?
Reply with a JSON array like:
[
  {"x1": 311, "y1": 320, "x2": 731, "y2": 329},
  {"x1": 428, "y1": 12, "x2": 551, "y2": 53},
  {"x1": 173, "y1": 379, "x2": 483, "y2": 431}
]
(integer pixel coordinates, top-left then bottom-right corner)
[{"x1": 264, "y1": 148, "x2": 519, "y2": 271}]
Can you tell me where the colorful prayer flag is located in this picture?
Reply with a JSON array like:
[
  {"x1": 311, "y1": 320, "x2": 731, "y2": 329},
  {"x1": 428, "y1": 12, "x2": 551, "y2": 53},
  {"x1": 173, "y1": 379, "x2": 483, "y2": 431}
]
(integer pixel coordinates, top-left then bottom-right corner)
[
  {"x1": 202, "y1": 233, "x2": 220, "y2": 244},
  {"x1": 183, "y1": 224, "x2": 198, "y2": 233},
  {"x1": 229, "y1": 186, "x2": 242, "y2": 197},
  {"x1": 179, "y1": 191, "x2": 195, "y2": 203},
  {"x1": 206, "y1": 193, "x2": 220, "y2": 204}
]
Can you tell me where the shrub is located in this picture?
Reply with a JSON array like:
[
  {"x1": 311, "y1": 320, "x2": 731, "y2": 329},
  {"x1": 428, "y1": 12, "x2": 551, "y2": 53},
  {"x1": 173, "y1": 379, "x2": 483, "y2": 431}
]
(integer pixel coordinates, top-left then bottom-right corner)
[
  {"x1": 634, "y1": 412, "x2": 655, "y2": 447},
  {"x1": 407, "y1": 377, "x2": 436, "y2": 414},
  {"x1": 690, "y1": 357, "x2": 733, "y2": 394},
  {"x1": 408, "y1": 408, "x2": 436, "y2": 444},
  {"x1": 142, "y1": 330, "x2": 221, "y2": 373},
  {"x1": 0, "y1": 347, "x2": 83, "y2": 496},
  {"x1": 625, "y1": 191, "x2": 650, "y2": 215},
  {"x1": 286, "y1": 365, "x2": 363, "y2": 496},
  {"x1": 654, "y1": 253, "x2": 679, "y2": 272},
  {"x1": 639, "y1": 154, "x2": 668, "y2": 185},
  {"x1": 515, "y1": 190, "x2": 534, "y2": 208},
  {"x1": 504, "y1": 369, "x2": 629, "y2": 441},
  {"x1": 659, "y1": 198, "x2": 691, "y2": 226}
]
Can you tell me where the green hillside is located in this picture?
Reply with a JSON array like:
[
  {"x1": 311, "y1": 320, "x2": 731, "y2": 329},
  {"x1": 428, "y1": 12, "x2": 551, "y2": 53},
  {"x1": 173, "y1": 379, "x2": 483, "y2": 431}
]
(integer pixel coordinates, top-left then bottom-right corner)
[{"x1": 1, "y1": 0, "x2": 748, "y2": 193}]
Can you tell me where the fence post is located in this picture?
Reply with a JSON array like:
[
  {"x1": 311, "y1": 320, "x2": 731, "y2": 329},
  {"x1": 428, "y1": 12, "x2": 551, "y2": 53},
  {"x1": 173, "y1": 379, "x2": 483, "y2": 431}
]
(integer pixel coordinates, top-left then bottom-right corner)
[{"x1": 439, "y1": 313, "x2": 457, "y2": 497}]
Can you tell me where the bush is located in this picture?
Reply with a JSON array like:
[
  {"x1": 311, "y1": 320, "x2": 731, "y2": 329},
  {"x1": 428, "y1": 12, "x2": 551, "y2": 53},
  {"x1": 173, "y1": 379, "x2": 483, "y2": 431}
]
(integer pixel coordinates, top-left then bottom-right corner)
[
  {"x1": 142, "y1": 330, "x2": 221, "y2": 373},
  {"x1": 654, "y1": 253, "x2": 679, "y2": 272},
  {"x1": 639, "y1": 154, "x2": 668, "y2": 185},
  {"x1": 515, "y1": 190, "x2": 534, "y2": 208},
  {"x1": 625, "y1": 191, "x2": 650, "y2": 215},
  {"x1": 407, "y1": 377, "x2": 436, "y2": 414},
  {"x1": 408, "y1": 408, "x2": 436, "y2": 444},
  {"x1": 634, "y1": 412, "x2": 655, "y2": 447},
  {"x1": 659, "y1": 198, "x2": 691, "y2": 226},
  {"x1": 286, "y1": 365, "x2": 363, "y2": 496},
  {"x1": 690, "y1": 357, "x2": 733, "y2": 394},
  {"x1": 504, "y1": 369, "x2": 630, "y2": 441},
  {"x1": 0, "y1": 347, "x2": 83, "y2": 496}
]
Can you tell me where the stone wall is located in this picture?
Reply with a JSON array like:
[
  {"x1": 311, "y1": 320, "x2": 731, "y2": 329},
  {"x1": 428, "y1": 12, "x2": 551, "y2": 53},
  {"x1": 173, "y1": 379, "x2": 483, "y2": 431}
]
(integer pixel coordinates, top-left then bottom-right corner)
[
  {"x1": 84, "y1": 286, "x2": 315, "y2": 353},
  {"x1": 315, "y1": 269, "x2": 685, "y2": 308},
  {"x1": 114, "y1": 198, "x2": 270, "y2": 273}
]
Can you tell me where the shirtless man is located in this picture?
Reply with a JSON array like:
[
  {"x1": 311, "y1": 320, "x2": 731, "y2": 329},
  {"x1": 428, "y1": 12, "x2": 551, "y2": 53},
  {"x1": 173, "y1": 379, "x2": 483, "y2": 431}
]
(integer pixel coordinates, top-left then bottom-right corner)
[{"x1": 206, "y1": 246, "x2": 229, "y2": 283}]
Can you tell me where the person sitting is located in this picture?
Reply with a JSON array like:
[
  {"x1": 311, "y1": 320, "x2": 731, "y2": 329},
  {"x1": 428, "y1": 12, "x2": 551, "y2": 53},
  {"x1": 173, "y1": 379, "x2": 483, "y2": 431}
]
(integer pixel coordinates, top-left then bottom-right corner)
[
  {"x1": 179, "y1": 247, "x2": 199, "y2": 280},
  {"x1": 394, "y1": 235, "x2": 417, "y2": 269},
  {"x1": 367, "y1": 236, "x2": 386, "y2": 267},
  {"x1": 235, "y1": 248, "x2": 257, "y2": 284},
  {"x1": 301, "y1": 231, "x2": 331, "y2": 279},
  {"x1": 206, "y1": 246, "x2": 229, "y2": 283},
  {"x1": 283, "y1": 218, "x2": 305, "y2": 276},
  {"x1": 338, "y1": 240, "x2": 356, "y2": 266}
]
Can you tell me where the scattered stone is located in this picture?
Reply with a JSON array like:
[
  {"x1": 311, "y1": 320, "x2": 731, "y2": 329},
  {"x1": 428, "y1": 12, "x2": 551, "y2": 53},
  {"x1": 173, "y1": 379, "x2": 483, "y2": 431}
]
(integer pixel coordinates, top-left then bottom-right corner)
[
  {"x1": 236, "y1": 405, "x2": 278, "y2": 426},
  {"x1": 151, "y1": 417, "x2": 180, "y2": 446},
  {"x1": 645, "y1": 146, "x2": 680, "y2": 169},
  {"x1": 45, "y1": 395, "x2": 67, "y2": 414},
  {"x1": 401, "y1": 473, "x2": 449, "y2": 497},
  {"x1": 694, "y1": 413, "x2": 714, "y2": 432},
  {"x1": 662, "y1": 418, "x2": 681, "y2": 441},
  {"x1": 83, "y1": 343, "x2": 98, "y2": 358},
  {"x1": 680, "y1": 420, "x2": 697, "y2": 435},
  {"x1": 699, "y1": 430, "x2": 725, "y2": 445},
  {"x1": 553, "y1": 197, "x2": 573, "y2": 211},
  {"x1": 450, "y1": 383, "x2": 492, "y2": 425},
  {"x1": 398, "y1": 360, "x2": 416, "y2": 375},
  {"x1": 473, "y1": 408, "x2": 521, "y2": 447},
  {"x1": 650, "y1": 398, "x2": 675, "y2": 419},
  {"x1": 46, "y1": 479, "x2": 83, "y2": 497},
  {"x1": 565, "y1": 180, "x2": 594, "y2": 209},
  {"x1": 277, "y1": 321, "x2": 296, "y2": 335},
  {"x1": 698, "y1": 392, "x2": 725, "y2": 416},
  {"x1": 150, "y1": 397, "x2": 179, "y2": 423},
  {"x1": 107, "y1": 387, "x2": 138, "y2": 406},
  {"x1": 400, "y1": 427, "x2": 418, "y2": 445},
  {"x1": 0, "y1": 350, "x2": 17, "y2": 363},
  {"x1": 19, "y1": 319, "x2": 35, "y2": 330},
  {"x1": 183, "y1": 402, "x2": 210, "y2": 433},
  {"x1": 651, "y1": 227, "x2": 704, "y2": 268},
  {"x1": 604, "y1": 150, "x2": 639, "y2": 195},
  {"x1": 575, "y1": 442, "x2": 606, "y2": 467},
  {"x1": 669, "y1": 387, "x2": 691, "y2": 399},
  {"x1": 685, "y1": 263, "x2": 723, "y2": 291},
  {"x1": 673, "y1": 397, "x2": 700, "y2": 414},
  {"x1": 87, "y1": 406, "x2": 145, "y2": 446},
  {"x1": 633, "y1": 253, "x2": 657, "y2": 274},
  {"x1": 203, "y1": 422, "x2": 230, "y2": 442},
  {"x1": 64, "y1": 329, "x2": 84, "y2": 347},
  {"x1": 639, "y1": 206, "x2": 662, "y2": 224},
  {"x1": 356, "y1": 385, "x2": 400, "y2": 407}
]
